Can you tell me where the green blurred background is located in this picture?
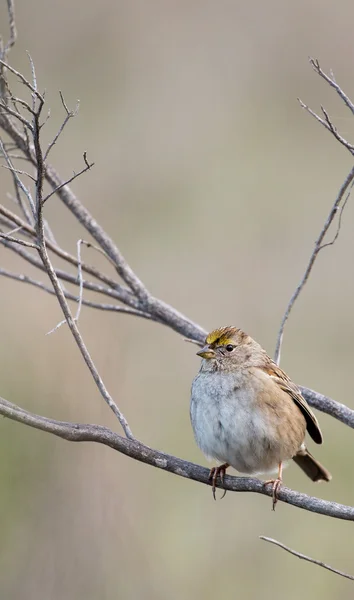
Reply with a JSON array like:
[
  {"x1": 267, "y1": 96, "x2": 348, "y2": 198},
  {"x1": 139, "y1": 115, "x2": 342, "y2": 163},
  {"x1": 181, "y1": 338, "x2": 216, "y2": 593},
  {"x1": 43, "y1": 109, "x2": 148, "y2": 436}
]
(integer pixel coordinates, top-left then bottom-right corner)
[{"x1": 0, "y1": 1, "x2": 354, "y2": 598}]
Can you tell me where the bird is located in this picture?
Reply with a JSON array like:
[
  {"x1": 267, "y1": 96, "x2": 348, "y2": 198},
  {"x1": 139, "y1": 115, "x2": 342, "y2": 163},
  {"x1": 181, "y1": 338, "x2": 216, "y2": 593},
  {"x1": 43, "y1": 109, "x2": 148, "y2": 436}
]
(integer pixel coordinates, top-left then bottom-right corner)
[{"x1": 190, "y1": 326, "x2": 331, "y2": 508}]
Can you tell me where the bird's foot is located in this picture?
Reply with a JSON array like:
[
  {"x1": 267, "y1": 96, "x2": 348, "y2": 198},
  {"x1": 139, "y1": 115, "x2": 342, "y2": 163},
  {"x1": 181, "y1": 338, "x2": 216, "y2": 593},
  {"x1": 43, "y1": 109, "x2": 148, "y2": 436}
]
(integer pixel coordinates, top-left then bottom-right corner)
[
  {"x1": 209, "y1": 463, "x2": 229, "y2": 500},
  {"x1": 264, "y1": 478, "x2": 282, "y2": 511}
]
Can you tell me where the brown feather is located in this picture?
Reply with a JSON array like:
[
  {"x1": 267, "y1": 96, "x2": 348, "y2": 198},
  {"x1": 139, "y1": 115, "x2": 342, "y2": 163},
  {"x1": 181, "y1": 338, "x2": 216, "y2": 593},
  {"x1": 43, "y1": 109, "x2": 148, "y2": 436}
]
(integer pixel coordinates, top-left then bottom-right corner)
[
  {"x1": 262, "y1": 362, "x2": 323, "y2": 445},
  {"x1": 293, "y1": 448, "x2": 332, "y2": 481}
]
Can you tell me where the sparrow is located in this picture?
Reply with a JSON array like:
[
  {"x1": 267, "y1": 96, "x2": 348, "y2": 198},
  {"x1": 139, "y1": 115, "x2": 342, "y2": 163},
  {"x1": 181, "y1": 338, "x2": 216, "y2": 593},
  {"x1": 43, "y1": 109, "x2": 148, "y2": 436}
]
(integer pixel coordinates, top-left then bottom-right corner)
[{"x1": 190, "y1": 326, "x2": 331, "y2": 507}]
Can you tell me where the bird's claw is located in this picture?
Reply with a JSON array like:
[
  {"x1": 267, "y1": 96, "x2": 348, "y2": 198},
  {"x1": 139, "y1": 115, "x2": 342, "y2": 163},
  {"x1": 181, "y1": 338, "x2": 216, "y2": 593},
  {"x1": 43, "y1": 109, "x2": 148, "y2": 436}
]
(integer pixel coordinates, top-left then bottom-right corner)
[
  {"x1": 209, "y1": 464, "x2": 229, "y2": 500},
  {"x1": 264, "y1": 478, "x2": 282, "y2": 510}
]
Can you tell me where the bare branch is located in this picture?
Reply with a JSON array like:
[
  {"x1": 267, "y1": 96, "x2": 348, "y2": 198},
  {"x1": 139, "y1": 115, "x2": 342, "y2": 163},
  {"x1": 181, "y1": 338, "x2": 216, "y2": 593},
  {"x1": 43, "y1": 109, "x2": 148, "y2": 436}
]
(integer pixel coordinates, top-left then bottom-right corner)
[
  {"x1": 35, "y1": 251, "x2": 135, "y2": 436},
  {"x1": 260, "y1": 537, "x2": 354, "y2": 581},
  {"x1": 26, "y1": 52, "x2": 40, "y2": 113},
  {"x1": 45, "y1": 238, "x2": 95, "y2": 334},
  {"x1": 309, "y1": 57, "x2": 354, "y2": 117},
  {"x1": 44, "y1": 92, "x2": 80, "y2": 160},
  {"x1": 274, "y1": 165, "x2": 354, "y2": 365},
  {"x1": 1, "y1": 163, "x2": 36, "y2": 181},
  {"x1": 0, "y1": 99, "x2": 34, "y2": 129},
  {"x1": 0, "y1": 137, "x2": 35, "y2": 215},
  {"x1": 8, "y1": 95, "x2": 36, "y2": 115},
  {"x1": 0, "y1": 59, "x2": 43, "y2": 102},
  {"x1": 74, "y1": 239, "x2": 85, "y2": 322},
  {"x1": 184, "y1": 337, "x2": 203, "y2": 346},
  {"x1": 8, "y1": 170, "x2": 34, "y2": 224},
  {"x1": 0, "y1": 237, "x2": 140, "y2": 307},
  {"x1": 0, "y1": 205, "x2": 134, "y2": 296},
  {"x1": 42, "y1": 153, "x2": 94, "y2": 204},
  {"x1": 298, "y1": 100, "x2": 354, "y2": 155},
  {"x1": 298, "y1": 60, "x2": 354, "y2": 156},
  {"x1": 300, "y1": 386, "x2": 354, "y2": 429},
  {"x1": 0, "y1": 395, "x2": 353, "y2": 521},
  {"x1": 78, "y1": 238, "x2": 118, "y2": 269},
  {"x1": 29, "y1": 98, "x2": 134, "y2": 439},
  {"x1": 4, "y1": 0, "x2": 17, "y2": 55},
  {"x1": 0, "y1": 268, "x2": 153, "y2": 317},
  {"x1": 0, "y1": 230, "x2": 37, "y2": 248}
]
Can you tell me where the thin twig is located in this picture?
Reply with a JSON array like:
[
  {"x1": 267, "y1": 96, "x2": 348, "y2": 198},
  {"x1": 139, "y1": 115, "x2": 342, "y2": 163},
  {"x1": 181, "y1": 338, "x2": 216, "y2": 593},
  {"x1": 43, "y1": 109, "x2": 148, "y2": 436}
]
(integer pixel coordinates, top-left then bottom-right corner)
[
  {"x1": 36, "y1": 246, "x2": 135, "y2": 436},
  {"x1": 260, "y1": 537, "x2": 354, "y2": 582},
  {"x1": 45, "y1": 238, "x2": 85, "y2": 334},
  {"x1": 274, "y1": 165, "x2": 354, "y2": 365},
  {"x1": 309, "y1": 58, "x2": 354, "y2": 117},
  {"x1": 0, "y1": 205, "x2": 134, "y2": 296},
  {"x1": 298, "y1": 99, "x2": 354, "y2": 155},
  {"x1": 0, "y1": 137, "x2": 35, "y2": 216},
  {"x1": 0, "y1": 99, "x2": 34, "y2": 129},
  {"x1": 0, "y1": 231, "x2": 37, "y2": 248},
  {"x1": 319, "y1": 190, "x2": 351, "y2": 250},
  {"x1": 1, "y1": 223, "x2": 22, "y2": 236},
  {"x1": 42, "y1": 153, "x2": 94, "y2": 204},
  {"x1": 30, "y1": 93, "x2": 134, "y2": 438},
  {"x1": 44, "y1": 92, "x2": 80, "y2": 160},
  {"x1": 0, "y1": 268, "x2": 153, "y2": 317},
  {"x1": 78, "y1": 239, "x2": 119, "y2": 269},
  {"x1": 26, "y1": 52, "x2": 39, "y2": 114},
  {"x1": 184, "y1": 337, "x2": 203, "y2": 346},
  {"x1": 8, "y1": 172, "x2": 33, "y2": 225},
  {"x1": 7, "y1": 95, "x2": 36, "y2": 115},
  {"x1": 0, "y1": 58, "x2": 43, "y2": 102},
  {"x1": 75, "y1": 239, "x2": 84, "y2": 321},
  {"x1": 1, "y1": 237, "x2": 141, "y2": 310},
  {"x1": 1, "y1": 163, "x2": 36, "y2": 181}
]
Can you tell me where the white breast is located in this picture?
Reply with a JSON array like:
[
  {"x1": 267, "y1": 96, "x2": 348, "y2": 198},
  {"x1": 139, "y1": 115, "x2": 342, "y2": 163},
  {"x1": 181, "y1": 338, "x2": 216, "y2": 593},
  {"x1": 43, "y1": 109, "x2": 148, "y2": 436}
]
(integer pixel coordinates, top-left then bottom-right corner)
[{"x1": 190, "y1": 370, "x2": 281, "y2": 475}]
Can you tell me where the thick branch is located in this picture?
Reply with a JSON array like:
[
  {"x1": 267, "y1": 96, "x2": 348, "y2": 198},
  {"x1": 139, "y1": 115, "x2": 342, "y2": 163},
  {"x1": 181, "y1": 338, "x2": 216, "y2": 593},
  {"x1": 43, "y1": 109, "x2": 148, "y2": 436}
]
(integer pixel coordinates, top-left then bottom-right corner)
[{"x1": 1, "y1": 395, "x2": 353, "y2": 521}]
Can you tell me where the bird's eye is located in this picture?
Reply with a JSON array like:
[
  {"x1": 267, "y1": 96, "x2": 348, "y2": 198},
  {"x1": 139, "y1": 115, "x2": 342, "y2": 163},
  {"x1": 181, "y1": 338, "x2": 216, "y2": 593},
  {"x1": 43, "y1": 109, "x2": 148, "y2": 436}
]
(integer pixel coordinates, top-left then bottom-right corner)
[{"x1": 225, "y1": 344, "x2": 235, "y2": 352}]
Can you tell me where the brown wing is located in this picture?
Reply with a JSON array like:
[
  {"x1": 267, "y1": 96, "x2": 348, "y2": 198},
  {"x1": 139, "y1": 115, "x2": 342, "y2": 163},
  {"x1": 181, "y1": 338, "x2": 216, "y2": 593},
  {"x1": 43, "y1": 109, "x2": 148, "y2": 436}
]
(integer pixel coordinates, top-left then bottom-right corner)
[{"x1": 263, "y1": 362, "x2": 323, "y2": 444}]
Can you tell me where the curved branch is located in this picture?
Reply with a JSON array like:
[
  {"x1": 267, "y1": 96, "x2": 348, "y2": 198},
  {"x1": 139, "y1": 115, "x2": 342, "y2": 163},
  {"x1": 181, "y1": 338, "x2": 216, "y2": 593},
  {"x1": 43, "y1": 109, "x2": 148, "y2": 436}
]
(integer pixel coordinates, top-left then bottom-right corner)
[{"x1": 0, "y1": 396, "x2": 353, "y2": 521}]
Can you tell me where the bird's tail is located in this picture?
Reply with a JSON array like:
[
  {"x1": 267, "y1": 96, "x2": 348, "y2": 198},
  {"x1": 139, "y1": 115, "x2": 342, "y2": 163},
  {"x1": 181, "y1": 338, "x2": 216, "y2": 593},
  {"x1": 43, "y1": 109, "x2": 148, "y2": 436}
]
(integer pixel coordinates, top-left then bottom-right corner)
[{"x1": 293, "y1": 448, "x2": 332, "y2": 482}]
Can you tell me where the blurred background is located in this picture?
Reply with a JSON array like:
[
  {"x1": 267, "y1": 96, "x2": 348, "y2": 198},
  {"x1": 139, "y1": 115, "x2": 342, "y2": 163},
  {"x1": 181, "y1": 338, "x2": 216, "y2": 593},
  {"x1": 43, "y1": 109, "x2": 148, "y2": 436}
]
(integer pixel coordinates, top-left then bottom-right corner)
[{"x1": 0, "y1": 0, "x2": 354, "y2": 598}]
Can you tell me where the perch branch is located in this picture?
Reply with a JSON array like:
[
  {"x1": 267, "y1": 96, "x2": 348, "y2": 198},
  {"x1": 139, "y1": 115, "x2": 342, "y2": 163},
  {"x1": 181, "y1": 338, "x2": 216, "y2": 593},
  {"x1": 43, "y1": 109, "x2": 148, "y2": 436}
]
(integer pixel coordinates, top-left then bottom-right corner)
[{"x1": 1, "y1": 395, "x2": 354, "y2": 522}]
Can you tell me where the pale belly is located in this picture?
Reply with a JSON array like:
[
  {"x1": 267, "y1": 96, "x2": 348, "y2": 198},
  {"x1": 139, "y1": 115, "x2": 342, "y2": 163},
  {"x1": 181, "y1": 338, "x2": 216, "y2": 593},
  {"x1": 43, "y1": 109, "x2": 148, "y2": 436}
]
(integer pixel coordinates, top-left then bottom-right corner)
[{"x1": 190, "y1": 371, "x2": 301, "y2": 475}]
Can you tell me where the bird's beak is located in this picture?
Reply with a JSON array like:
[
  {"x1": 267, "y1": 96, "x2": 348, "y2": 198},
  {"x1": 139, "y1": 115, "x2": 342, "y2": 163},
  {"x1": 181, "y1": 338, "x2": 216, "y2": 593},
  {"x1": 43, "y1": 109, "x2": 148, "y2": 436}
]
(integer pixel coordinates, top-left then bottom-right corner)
[{"x1": 196, "y1": 346, "x2": 216, "y2": 359}]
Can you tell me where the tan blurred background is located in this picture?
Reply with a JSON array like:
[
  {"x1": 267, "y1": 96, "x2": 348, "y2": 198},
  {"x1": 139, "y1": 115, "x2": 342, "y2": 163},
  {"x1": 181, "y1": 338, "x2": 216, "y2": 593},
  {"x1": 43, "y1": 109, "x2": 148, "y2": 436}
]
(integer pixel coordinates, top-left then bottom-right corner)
[{"x1": 0, "y1": 1, "x2": 354, "y2": 598}]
